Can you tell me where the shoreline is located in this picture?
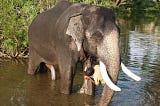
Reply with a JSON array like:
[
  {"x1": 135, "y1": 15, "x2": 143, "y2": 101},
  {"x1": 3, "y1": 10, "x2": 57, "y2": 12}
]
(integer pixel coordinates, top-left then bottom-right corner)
[{"x1": 0, "y1": 51, "x2": 28, "y2": 59}]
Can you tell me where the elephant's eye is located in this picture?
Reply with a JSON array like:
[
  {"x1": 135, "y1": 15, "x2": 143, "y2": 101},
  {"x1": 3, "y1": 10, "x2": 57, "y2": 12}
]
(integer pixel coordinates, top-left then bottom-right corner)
[
  {"x1": 92, "y1": 31, "x2": 103, "y2": 42},
  {"x1": 92, "y1": 31, "x2": 102, "y2": 38}
]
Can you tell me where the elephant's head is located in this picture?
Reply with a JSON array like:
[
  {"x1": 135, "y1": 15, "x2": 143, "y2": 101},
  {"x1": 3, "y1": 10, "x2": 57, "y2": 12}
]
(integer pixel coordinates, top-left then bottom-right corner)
[
  {"x1": 57, "y1": 2, "x2": 141, "y2": 105},
  {"x1": 65, "y1": 4, "x2": 121, "y2": 89}
]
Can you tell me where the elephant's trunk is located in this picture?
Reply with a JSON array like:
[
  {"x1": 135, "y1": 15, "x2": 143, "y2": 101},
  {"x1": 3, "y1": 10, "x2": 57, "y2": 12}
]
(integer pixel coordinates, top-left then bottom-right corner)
[
  {"x1": 97, "y1": 23, "x2": 120, "y2": 105},
  {"x1": 98, "y1": 59, "x2": 120, "y2": 106},
  {"x1": 97, "y1": 22, "x2": 120, "y2": 86}
]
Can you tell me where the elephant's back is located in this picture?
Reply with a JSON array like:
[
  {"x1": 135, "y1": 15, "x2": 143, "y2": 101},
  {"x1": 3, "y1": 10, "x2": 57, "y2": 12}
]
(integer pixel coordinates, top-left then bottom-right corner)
[
  {"x1": 28, "y1": 0, "x2": 72, "y2": 42},
  {"x1": 28, "y1": 1, "x2": 72, "y2": 62}
]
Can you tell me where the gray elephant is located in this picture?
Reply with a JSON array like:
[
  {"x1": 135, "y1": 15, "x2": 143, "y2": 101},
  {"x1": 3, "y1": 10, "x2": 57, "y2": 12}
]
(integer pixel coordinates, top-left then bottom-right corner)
[{"x1": 28, "y1": 0, "x2": 141, "y2": 105}]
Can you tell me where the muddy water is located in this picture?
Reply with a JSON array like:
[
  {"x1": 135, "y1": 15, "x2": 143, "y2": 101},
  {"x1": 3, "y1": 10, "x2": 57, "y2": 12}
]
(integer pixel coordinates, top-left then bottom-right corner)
[{"x1": 0, "y1": 15, "x2": 160, "y2": 106}]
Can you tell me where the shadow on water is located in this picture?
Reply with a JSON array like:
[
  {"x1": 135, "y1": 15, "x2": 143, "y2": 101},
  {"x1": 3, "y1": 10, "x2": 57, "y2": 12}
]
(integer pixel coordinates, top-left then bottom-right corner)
[{"x1": 0, "y1": 13, "x2": 160, "y2": 106}]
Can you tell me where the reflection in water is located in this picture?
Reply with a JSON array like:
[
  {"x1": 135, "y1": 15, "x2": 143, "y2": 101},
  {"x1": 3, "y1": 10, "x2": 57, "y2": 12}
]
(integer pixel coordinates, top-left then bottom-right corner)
[
  {"x1": 0, "y1": 16, "x2": 160, "y2": 106},
  {"x1": 112, "y1": 16, "x2": 160, "y2": 105},
  {"x1": 129, "y1": 31, "x2": 160, "y2": 68},
  {"x1": 113, "y1": 31, "x2": 160, "y2": 106}
]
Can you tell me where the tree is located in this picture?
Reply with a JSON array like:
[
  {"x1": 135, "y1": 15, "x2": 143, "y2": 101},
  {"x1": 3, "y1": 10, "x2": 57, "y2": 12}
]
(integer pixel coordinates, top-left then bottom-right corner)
[{"x1": 113, "y1": 0, "x2": 127, "y2": 6}]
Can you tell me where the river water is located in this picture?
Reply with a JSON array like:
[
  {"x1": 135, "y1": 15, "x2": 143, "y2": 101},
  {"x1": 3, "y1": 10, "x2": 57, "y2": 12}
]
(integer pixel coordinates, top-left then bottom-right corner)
[{"x1": 0, "y1": 14, "x2": 160, "y2": 106}]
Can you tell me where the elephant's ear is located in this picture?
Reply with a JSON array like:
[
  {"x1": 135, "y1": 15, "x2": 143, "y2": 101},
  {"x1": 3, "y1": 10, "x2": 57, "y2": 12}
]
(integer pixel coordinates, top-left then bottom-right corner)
[{"x1": 66, "y1": 15, "x2": 84, "y2": 51}]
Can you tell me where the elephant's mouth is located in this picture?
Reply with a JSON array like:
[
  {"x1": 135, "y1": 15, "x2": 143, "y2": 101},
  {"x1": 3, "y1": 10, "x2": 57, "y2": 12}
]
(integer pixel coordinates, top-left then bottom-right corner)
[{"x1": 83, "y1": 60, "x2": 141, "y2": 91}]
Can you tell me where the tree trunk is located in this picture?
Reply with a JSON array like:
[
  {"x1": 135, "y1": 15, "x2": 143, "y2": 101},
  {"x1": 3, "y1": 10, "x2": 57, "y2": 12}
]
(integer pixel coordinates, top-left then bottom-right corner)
[
  {"x1": 113, "y1": 0, "x2": 126, "y2": 6},
  {"x1": 115, "y1": 0, "x2": 122, "y2": 6}
]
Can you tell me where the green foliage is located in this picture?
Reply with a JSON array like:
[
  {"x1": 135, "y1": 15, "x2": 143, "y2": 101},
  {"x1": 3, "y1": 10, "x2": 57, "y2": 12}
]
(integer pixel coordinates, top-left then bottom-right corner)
[
  {"x1": 0, "y1": 0, "x2": 37, "y2": 57},
  {"x1": 0, "y1": 0, "x2": 56, "y2": 58},
  {"x1": 117, "y1": 0, "x2": 160, "y2": 12},
  {"x1": 69, "y1": 0, "x2": 113, "y2": 6}
]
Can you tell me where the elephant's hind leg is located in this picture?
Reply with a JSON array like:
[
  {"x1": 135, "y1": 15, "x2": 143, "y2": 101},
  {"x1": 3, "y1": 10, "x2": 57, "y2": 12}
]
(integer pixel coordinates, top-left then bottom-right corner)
[
  {"x1": 28, "y1": 48, "x2": 42, "y2": 75},
  {"x1": 45, "y1": 64, "x2": 56, "y2": 80}
]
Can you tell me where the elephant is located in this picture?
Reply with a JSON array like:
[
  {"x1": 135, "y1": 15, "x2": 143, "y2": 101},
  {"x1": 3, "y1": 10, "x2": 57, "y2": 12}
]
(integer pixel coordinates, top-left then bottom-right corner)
[{"x1": 28, "y1": 0, "x2": 141, "y2": 105}]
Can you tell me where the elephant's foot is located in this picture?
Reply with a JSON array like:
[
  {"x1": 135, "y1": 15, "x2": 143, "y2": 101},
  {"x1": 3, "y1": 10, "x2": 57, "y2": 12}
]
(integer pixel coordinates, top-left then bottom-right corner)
[
  {"x1": 60, "y1": 79, "x2": 72, "y2": 94},
  {"x1": 45, "y1": 64, "x2": 56, "y2": 80}
]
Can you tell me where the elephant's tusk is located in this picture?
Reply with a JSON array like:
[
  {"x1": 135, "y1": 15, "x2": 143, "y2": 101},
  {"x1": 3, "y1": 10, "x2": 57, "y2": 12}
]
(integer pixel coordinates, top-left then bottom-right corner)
[
  {"x1": 121, "y1": 62, "x2": 141, "y2": 81},
  {"x1": 50, "y1": 65, "x2": 56, "y2": 80},
  {"x1": 99, "y1": 61, "x2": 121, "y2": 91}
]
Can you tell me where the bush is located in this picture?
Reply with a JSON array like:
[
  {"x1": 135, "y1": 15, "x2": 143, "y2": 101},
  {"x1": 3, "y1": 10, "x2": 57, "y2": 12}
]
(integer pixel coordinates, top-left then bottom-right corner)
[
  {"x1": 69, "y1": 0, "x2": 113, "y2": 6},
  {"x1": 0, "y1": 0, "x2": 36, "y2": 57},
  {"x1": 0, "y1": 0, "x2": 56, "y2": 58}
]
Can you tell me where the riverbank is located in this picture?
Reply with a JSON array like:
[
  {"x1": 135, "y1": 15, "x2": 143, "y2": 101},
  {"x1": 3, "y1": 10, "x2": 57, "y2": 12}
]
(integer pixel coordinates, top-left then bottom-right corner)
[{"x1": 0, "y1": 51, "x2": 28, "y2": 59}]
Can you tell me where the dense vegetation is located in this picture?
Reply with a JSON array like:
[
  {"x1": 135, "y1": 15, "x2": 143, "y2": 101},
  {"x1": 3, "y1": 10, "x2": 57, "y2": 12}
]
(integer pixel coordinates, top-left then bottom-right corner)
[{"x1": 0, "y1": 0, "x2": 160, "y2": 58}]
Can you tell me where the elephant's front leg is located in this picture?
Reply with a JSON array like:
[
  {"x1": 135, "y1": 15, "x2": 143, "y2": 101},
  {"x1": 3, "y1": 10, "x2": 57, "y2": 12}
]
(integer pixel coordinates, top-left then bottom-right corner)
[{"x1": 58, "y1": 57, "x2": 76, "y2": 94}]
